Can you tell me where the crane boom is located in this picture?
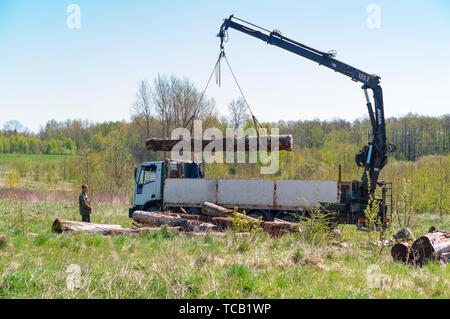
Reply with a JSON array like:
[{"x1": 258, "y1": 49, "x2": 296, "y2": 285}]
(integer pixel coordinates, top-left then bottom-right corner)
[
  {"x1": 218, "y1": 15, "x2": 393, "y2": 201},
  {"x1": 219, "y1": 16, "x2": 380, "y2": 88}
]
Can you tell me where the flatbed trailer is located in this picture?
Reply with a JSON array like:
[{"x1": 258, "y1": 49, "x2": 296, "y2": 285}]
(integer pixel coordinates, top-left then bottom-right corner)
[{"x1": 129, "y1": 160, "x2": 392, "y2": 225}]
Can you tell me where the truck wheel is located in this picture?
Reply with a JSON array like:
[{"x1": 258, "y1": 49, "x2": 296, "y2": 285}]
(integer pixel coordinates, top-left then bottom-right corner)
[
  {"x1": 246, "y1": 210, "x2": 269, "y2": 221},
  {"x1": 278, "y1": 212, "x2": 299, "y2": 223},
  {"x1": 144, "y1": 203, "x2": 160, "y2": 212}
]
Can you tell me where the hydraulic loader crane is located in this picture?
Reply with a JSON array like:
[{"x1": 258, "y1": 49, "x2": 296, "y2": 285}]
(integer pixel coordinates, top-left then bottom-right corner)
[{"x1": 217, "y1": 15, "x2": 395, "y2": 220}]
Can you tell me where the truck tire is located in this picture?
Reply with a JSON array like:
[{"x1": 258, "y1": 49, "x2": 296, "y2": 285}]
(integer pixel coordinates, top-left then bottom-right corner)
[{"x1": 144, "y1": 202, "x2": 161, "y2": 212}]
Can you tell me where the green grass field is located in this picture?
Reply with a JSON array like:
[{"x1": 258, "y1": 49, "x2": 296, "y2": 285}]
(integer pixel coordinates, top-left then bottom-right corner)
[
  {"x1": 0, "y1": 153, "x2": 72, "y2": 166},
  {"x1": 0, "y1": 153, "x2": 77, "y2": 191},
  {"x1": 0, "y1": 199, "x2": 448, "y2": 298}
]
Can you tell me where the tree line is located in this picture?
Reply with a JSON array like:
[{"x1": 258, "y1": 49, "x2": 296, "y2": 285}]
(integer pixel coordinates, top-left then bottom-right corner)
[
  {"x1": 1, "y1": 74, "x2": 448, "y2": 215},
  {"x1": 1, "y1": 74, "x2": 448, "y2": 164}
]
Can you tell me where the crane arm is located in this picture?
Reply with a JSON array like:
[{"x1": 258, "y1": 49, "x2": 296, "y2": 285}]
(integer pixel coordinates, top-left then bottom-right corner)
[
  {"x1": 218, "y1": 15, "x2": 391, "y2": 197},
  {"x1": 219, "y1": 16, "x2": 381, "y2": 88}
]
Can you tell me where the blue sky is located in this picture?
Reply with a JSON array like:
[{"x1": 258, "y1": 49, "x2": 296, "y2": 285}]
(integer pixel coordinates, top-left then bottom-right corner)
[{"x1": 0, "y1": 0, "x2": 449, "y2": 132}]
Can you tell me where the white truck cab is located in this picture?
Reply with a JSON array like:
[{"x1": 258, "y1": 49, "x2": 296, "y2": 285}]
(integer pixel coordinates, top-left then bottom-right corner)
[
  {"x1": 129, "y1": 159, "x2": 200, "y2": 217},
  {"x1": 132, "y1": 161, "x2": 164, "y2": 212}
]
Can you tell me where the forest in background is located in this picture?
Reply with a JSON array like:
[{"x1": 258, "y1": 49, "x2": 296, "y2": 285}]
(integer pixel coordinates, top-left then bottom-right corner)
[{"x1": 0, "y1": 75, "x2": 448, "y2": 216}]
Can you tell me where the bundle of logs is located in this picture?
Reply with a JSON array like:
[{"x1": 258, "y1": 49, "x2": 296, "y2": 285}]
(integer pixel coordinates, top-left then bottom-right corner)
[
  {"x1": 391, "y1": 227, "x2": 450, "y2": 266},
  {"x1": 52, "y1": 202, "x2": 299, "y2": 238},
  {"x1": 144, "y1": 135, "x2": 293, "y2": 152}
]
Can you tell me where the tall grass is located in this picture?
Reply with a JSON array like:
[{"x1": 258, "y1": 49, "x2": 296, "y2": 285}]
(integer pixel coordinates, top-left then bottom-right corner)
[{"x1": 0, "y1": 199, "x2": 448, "y2": 298}]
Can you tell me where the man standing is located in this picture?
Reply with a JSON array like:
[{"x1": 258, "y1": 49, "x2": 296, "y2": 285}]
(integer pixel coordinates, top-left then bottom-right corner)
[
  {"x1": 79, "y1": 184, "x2": 92, "y2": 223},
  {"x1": 185, "y1": 157, "x2": 203, "y2": 179}
]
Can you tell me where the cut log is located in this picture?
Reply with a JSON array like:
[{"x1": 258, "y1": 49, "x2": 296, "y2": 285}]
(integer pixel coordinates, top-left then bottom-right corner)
[
  {"x1": 391, "y1": 242, "x2": 414, "y2": 263},
  {"x1": 51, "y1": 219, "x2": 180, "y2": 235},
  {"x1": 392, "y1": 227, "x2": 416, "y2": 242},
  {"x1": 180, "y1": 232, "x2": 227, "y2": 238},
  {"x1": 145, "y1": 135, "x2": 293, "y2": 152},
  {"x1": 115, "y1": 226, "x2": 181, "y2": 235},
  {"x1": 201, "y1": 203, "x2": 298, "y2": 233},
  {"x1": 411, "y1": 231, "x2": 450, "y2": 265},
  {"x1": 428, "y1": 226, "x2": 438, "y2": 233},
  {"x1": 260, "y1": 220, "x2": 299, "y2": 237},
  {"x1": 146, "y1": 211, "x2": 298, "y2": 237},
  {"x1": 440, "y1": 252, "x2": 450, "y2": 263},
  {"x1": 52, "y1": 219, "x2": 123, "y2": 234},
  {"x1": 201, "y1": 202, "x2": 257, "y2": 221},
  {"x1": 132, "y1": 211, "x2": 216, "y2": 232},
  {"x1": 197, "y1": 223, "x2": 217, "y2": 232}
]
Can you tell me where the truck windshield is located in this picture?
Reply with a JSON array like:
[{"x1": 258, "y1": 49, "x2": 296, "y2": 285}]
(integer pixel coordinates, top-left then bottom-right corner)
[{"x1": 139, "y1": 165, "x2": 157, "y2": 184}]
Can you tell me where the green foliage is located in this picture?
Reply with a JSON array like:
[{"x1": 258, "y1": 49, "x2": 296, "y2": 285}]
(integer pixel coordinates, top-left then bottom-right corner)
[
  {"x1": 231, "y1": 209, "x2": 262, "y2": 233},
  {"x1": 298, "y1": 203, "x2": 334, "y2": 247},
  {"x1": 45, "y1": 139, "x2": 58, "y2": 155},
  {"x1": 7, "y1": 170, "x2": 20, "y2": 189},
  {"x1": 363, "y1": 188, "x2": 384, "y2": 249},
  {"x1": 383, "y1": 155, "x2": 449, "y2": 215},
  {"x1": 394, "y1": 178, "x2": 414, "y2": 228},
  {"x1": 64, "y1": 138, "x2": 77, "y2": 154},
  {"x1": 15, "y1": 159, "x2": 28, "y2": 178}
]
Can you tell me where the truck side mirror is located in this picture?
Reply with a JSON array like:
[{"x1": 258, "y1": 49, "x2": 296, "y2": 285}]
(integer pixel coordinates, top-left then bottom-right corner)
[{"x1": 134, "y1": 167, "x2": 138, "y2": 182}]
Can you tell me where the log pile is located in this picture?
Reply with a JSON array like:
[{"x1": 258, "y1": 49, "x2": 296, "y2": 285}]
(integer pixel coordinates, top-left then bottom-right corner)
[
  {"x1": 391, "y1": 227, "x2": 450, "y2": 265},
  {"x1": 201, "y1": 202, "x2": 257, "y2": 221},
  {"x1": 132, "y1": 202, "x2": 299, "y2": 237},
  {"x1": 52, "y1": 203, "x2": 300, "y2": 238},
  {"x1": 145, "y1": 135, "x2": 293, "y2": 152},
  {"x1": 131, "y1": 211, "x2": 217, "y2": 232}
]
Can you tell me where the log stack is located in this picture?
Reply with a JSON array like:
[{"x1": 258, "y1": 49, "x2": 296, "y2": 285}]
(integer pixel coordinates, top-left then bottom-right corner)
[
  {"x1": 145, "y1": 135, "x2": 293, "y2": 152},
  {"x1": 132, "y1": 204, "x2": 299, "y2": 237},
  {"x1": 131, "y1": 211, "x2": 216, "y2": 232},
  {"x1": 201, "y1": 202, "x2": 257, "y2": 221},
  {"x1": 391, "y1": 227, "x2": 450, "y2": 265}
]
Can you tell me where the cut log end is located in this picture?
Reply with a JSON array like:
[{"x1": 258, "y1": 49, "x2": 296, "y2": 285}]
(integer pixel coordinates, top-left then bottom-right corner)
[
  {"x1": 411, "y1": 231, "x2": 450, "y2": 266},
  {"x1": 392, "y1": 227, "x2": 415, "y2": 242},
  {"x1": 52, "y1": 219, "x2": 63, "y2": 233},
  {"x1": 391, "y1": 242, "x2": 413, "y2": 263}
]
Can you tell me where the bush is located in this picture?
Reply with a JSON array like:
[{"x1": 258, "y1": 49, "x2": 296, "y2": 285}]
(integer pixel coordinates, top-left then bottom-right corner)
[
  {"x1": 298, "y1": 203, "x2": 334, "y2": 246},
  {"x1": 231, "y1": 209, "x2": 262, "y2": 233},
  {"x1": 7, "y1": 171, "x2": 20, "y2": 188}
]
